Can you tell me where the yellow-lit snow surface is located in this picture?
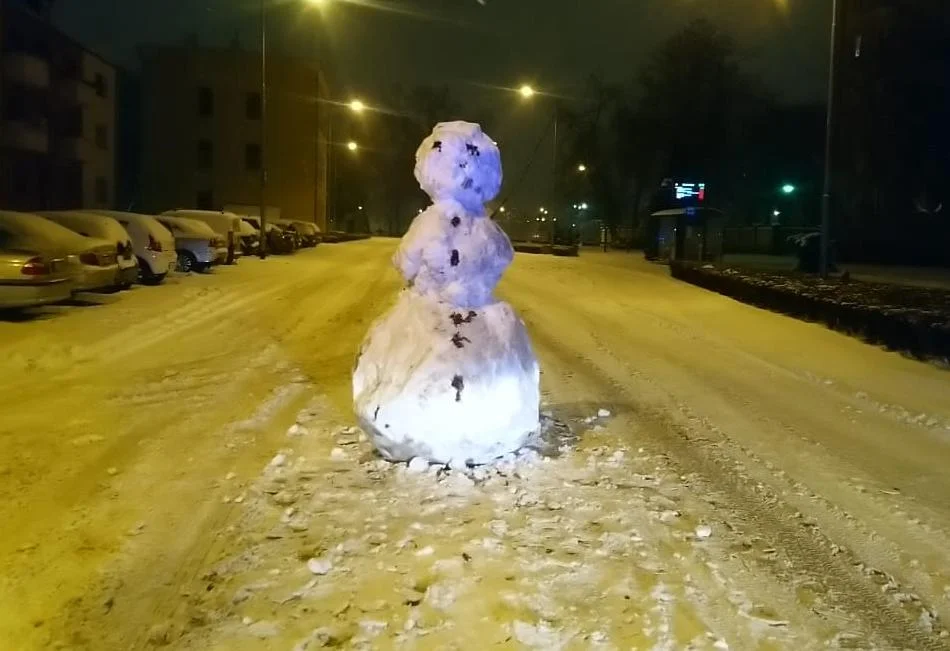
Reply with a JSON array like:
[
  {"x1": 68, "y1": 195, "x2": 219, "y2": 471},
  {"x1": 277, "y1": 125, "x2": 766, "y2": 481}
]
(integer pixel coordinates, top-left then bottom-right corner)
[{"x1": 1, "y1": 240, "x2": 949, "y2": 650}]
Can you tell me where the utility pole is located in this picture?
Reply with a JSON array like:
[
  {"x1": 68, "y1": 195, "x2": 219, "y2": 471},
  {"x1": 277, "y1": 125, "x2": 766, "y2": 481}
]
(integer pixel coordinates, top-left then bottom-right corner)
[
  {"x1": 258, "y1": 0, "x2": 269, "y2": 258},
  {"x1": 551, "y1": 100, "x2": 559, "y2": 246},
  {"x1": 819, "y1": 0, "x2": 841, "y2": 276}
]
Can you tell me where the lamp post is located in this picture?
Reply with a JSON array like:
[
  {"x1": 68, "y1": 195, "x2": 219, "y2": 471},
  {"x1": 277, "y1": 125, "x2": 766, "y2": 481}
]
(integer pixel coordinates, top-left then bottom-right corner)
[
  {"x1": 327, "y1": 102, "x2": 363, "y2": 231},
  {"x1": 518, "y1": 85, "x2": 560, "y2": 213},
  {"x1": 259, "y1": 0, "x2": 268, "y2": 258},
  {"x1": 260, "y1": 0, "x2": 329, "y2": 257},
  {"x1": 819, "y1": 0, "x2": 841, "y2": 276}
]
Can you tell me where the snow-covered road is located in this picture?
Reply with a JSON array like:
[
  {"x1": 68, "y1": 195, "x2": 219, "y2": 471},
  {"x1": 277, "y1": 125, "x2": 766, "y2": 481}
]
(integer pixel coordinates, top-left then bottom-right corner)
[{"x1": 2, "y1": 240, "x2": 949, "y2": 650}]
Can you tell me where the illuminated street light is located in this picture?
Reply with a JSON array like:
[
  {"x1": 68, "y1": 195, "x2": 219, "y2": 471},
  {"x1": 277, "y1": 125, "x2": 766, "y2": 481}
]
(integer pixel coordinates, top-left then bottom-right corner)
[
  {"x1": 773, "y1": 209, "x2": 782, "y2": 217},
  {"x1": 519, "y1": 84, "x2": 536, "y2": 99},
  {"x1": 577, "y1": 163, "x2": 587, "y2": 173},
  {"x1": 347, "y1": 141, "x2": 358, "y2": 152},
  {"x1": 781, "y1": 183, "x2": 796, "y2": 195},
  {"x1": 499, "y1": 206, "x2": 506, "y2": 213},
  {"x1": 349, "y1": 99, "x2": 365, "y2": 113}
]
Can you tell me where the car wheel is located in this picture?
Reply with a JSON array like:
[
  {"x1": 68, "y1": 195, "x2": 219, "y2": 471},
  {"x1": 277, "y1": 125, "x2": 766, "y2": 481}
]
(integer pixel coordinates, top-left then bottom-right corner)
[{"x1": 177, "y1": 250, "x2": 198, "y2": 273}]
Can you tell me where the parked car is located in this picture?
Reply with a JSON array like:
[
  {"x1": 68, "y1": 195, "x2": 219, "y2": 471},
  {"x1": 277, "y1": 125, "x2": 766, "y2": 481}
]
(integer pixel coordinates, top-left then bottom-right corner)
[
  {"x1": 155, "y1": 215, "x2": 223, "y2": 272},
  {"x1": 85, "y1": 210, "x2": 177, "y2": 285},
  {"x1": 242, "y1": 217, "x2": 296, "y2": 254},
  {"x1": 237, "y1": 219, "x2": 260, "y2": 255},
  {"x1": 37, "y1": 211, "x2": 139, "y2": 289},
  {"x1": 0, "y1": 211, "x2": 119, "y2": 293},
  {"x1": 274, "y1": 221, "x2": 302, "y2": 250},
  {"x1": 162, "y1": 210, "x2": 243, "y2": 264},
  {"x1": 0, "y1": 249, "x2": 74, "y2": 309},
  {"x1": 279, "y1": 219, "x2": 321, "y2": 247}
]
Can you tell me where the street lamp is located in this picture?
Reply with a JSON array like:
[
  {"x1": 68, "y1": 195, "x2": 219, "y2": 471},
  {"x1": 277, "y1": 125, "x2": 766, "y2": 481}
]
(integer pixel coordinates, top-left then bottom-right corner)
[
  {"x1": 781, "y1": 183, "x2": 796, "y2": 195},
  {"x1": 347, "y1": 140, "x2": 359, "y2": 152},
  {"x1": 519, "y1": 83, "x2": 560, "y2": 234},
  {"x1": 259, "y1": 0, "x2": 269, "y2": 258},
  {"x1": 819, "y1": 0, "x2": 841, "y2": 276},
  {"x1": 327, "y1": 99, "x2": 366, "y2": 231},
  {"x1": 577, "y1": 163, "x2": 587, "y2": 173}
]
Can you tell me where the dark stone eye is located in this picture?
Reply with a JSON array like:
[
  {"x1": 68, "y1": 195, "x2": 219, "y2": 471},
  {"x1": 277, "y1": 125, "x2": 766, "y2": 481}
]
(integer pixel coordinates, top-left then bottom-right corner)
[
  {"x1": 466, "y1": 143, "x2": 480, "y2": 157},
  {"x1": 433, "y1": 141, "x2": 442, "y2": 151},
  {"x1": 451, "y1": 375, "x2": 465, "y2": 401},
  {"x1": 462, "y1": 178, "x2": 473, "y2": 189},
  {"x1": 450, "y1": 250, "x2": 460, "y2": 266},
  {"x1": 450, "y1": 311, "x2": 477, "y2": 326},
  {"x1": 451, "y1": 216, "x2": 461, "y2": 227}
]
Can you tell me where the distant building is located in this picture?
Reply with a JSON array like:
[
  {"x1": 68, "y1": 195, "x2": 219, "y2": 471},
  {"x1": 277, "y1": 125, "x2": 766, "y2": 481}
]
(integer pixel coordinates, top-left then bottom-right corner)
[
  {"x1": 0, "y1": 0, "x2": 116, "y2": 210},
  {"x1": 139, "y1": 45, "x2": 329, "y2": 229}
]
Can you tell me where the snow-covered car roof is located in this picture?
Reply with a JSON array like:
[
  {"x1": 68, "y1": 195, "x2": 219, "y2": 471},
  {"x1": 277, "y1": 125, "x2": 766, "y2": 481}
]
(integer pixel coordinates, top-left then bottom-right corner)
[
  {"x1": 238, "y1": 220, "x2": 259, "y2": 236},
  {"x1": 38, "y1": 211, "x2": 131, "y2": 245},
  {"x1": 163, "y1": 210, "x2": 241, "y2": 235},
  {"x1": 291, "y1": 221, "x2": 320, "y2": 234},
  {"x1": 156, "y1": 215, "x2": 216, "y2": 238},
  {"x1": 0, "y1": 210, "x2": 110, "y2": 255},
  {"x1": 87, "y1": 210, "x2": 176, "y2": 243},
  {"x1": 242, "y1": 217, "x2": 279, "y2": 233}
]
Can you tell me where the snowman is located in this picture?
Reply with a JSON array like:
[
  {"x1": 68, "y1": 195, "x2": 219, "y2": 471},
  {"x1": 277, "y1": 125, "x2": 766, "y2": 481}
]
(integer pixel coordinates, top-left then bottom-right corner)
[{"x1": 353, "y1": 121, "x2": 540, "y2": 466}]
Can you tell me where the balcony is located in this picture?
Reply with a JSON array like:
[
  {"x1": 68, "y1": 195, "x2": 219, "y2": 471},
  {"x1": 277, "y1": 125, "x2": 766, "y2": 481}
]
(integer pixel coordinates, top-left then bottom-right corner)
[
  {"x1": 56, "y1": 78, "x2": 95, "y2": 104},
  {"x1": 56, "y1": 136, "x2": 86, "y2": 160},
  {"x1": 1, "y1": 121, "x2": 49, "y2": 153},
  {"x1": 3, "y1": 53, "x2": 51, "y2": 89}
]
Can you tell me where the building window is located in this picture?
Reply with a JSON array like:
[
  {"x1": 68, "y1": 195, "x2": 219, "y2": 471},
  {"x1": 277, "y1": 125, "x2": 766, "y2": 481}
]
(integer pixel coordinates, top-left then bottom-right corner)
[
  {"x1": 95, "y1": 176, "x2": 108, "y2": 205},
  {"x1": 94, "y1": 73, "x2": 108, "y2": 98},
  {"x1": 196, "y1": 190, "x2": 213, "y2": 210},
  {"x1": 245, "y1": 143, "x2": 261, "y2": 171},
  {"x1": 198, "y1": 86, "x2": 214, "y2": 117},
  {"x1": 197, "y1": 139, "x2": 213, "y2": 169},
  {"x1": 63, "y1": 107, "x2": 82, "y2": 139},
  {"x1": 246, "y1": 92, "x2": 262, "y2": 120},
  {"x1": 95, "y1": 124, "x2": 108, "y2": 149}
]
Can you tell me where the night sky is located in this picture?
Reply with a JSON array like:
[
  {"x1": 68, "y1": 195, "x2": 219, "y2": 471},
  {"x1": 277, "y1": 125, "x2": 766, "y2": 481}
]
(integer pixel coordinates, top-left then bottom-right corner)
[{"x1": 54, "y1": 0, "x2": 831, "y2": 212}]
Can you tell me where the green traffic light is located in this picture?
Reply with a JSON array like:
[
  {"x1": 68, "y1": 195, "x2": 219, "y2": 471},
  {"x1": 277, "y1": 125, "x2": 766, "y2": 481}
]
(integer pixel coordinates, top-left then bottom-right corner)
[{"x1": 781, "y1": 184, "x2": 796, "y2": 195}]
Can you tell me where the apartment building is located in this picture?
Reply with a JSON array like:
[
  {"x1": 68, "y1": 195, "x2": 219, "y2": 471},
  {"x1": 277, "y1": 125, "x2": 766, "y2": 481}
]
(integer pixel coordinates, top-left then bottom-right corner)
[
  {"x1": 0, "y1": 0, "x2": 115, "y2": 210},
  {"x1": 139, "y1": 45, "x2": 329, "y2": 229}
]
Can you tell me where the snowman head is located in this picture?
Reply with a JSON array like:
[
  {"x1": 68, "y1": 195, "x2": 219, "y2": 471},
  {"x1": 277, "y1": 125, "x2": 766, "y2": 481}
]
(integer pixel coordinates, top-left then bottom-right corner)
[{"x1": 414, "y1": 121, "x2": 502, "y2": 213}]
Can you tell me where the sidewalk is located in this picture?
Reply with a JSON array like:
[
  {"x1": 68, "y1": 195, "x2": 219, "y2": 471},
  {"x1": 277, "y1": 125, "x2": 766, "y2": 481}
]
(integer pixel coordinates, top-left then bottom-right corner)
[{"x1": 722, "y1": 254, "x2": 950, "y2": 290}]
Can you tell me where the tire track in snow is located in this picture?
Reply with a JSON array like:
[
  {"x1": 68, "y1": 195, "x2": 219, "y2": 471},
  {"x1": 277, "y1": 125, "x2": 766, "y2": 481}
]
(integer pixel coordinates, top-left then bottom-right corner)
[
  {"x1": 507, "y1": 268, "x2": 950, "y2": 632},
  {"x1": 512, "y1": 279, "x2": 948, "y2": 650}
]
